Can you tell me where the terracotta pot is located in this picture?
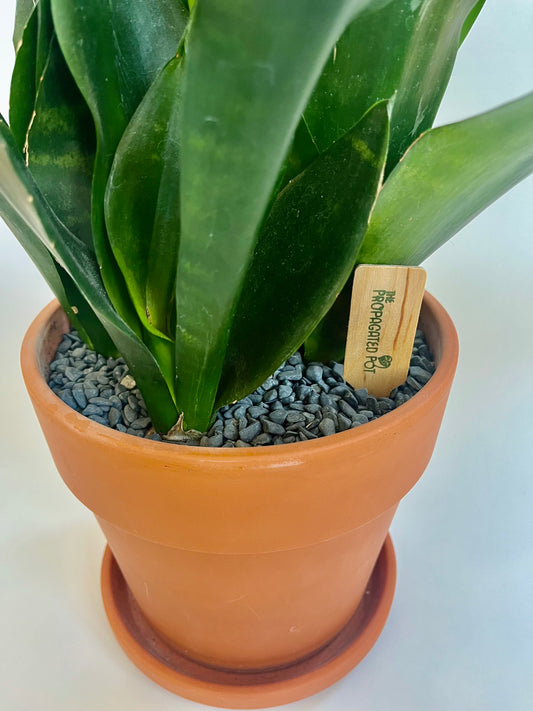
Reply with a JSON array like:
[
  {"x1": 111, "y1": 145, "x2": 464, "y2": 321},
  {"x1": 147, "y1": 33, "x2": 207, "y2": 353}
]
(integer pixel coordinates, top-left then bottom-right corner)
[{"x1": 20, "y1": 293, "x2": 458, "y2": 708}]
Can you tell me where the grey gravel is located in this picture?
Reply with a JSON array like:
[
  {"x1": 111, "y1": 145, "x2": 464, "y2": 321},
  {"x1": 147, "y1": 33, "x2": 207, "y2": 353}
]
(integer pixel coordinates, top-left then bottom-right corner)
[{"x1": 48, "y1": 327, "x2": 436, "y2": 447}]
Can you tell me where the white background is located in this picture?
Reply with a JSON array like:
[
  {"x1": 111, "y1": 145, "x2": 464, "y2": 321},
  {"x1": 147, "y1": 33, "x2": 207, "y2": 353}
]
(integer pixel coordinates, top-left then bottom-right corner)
[{"x1": 0, "y1": 2, "x2": 532, "y2": 710}]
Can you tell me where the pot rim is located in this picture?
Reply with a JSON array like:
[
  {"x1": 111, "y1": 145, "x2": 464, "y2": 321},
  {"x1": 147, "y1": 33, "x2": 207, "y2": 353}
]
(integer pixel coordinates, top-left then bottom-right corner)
[
  {"x1": 20, "y1": 292, "x2": 459, "y2": 552},
  {"x1": 21, "y1": 292, "x2": 458, "y2": 462}
]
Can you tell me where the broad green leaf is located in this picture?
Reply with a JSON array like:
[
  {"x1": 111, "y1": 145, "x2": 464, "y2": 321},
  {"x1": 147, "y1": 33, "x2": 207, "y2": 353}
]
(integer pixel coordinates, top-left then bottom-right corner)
[
  {"x1": 176, "y1": 0, "x2": 378, "y2": 430},
  {"x1": 50, "y1": 0, "x2": 188, "y2": 325},
  {"x1": 0, "y1": 116, "x2": 178, "y2": 432},
  {"x1": 105, "y1": 57, "x2": 183, "y2": 338},
  {"x1": 13, "y1": 0, "x2": 37, "y2": 50},
  {"x1": 216, "y1": 101, "x2": 390, "y2": 409},
  {"x1": 301, "y1": 0, "x2": 479, "y2": 175},
  {"x1": 27, "y1": 35, "x2": 95, "y2": 248},
  {"x1": 358, "y1": 92, "x2": 533, "y2": 265},
  {"x1": 309, "y1": 92, "x2": 533, "y2": 362}
]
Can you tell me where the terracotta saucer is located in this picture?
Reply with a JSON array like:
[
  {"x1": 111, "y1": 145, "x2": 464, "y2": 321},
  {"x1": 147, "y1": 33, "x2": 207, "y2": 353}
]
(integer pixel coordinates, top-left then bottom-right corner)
[{"x1": 100, "y1": 535, "x2": 396, "y2": 709}]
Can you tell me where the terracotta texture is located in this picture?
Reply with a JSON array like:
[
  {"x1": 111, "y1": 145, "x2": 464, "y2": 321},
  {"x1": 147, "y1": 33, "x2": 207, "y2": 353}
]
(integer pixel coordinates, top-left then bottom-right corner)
[{"x1": 20, "y1": 294, "x2": 458, "y2": 688}]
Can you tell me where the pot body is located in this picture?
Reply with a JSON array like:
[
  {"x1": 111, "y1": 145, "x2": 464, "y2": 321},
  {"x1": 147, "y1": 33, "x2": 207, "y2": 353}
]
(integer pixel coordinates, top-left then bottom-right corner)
[{"x1": 21, "y1": 294, "x2": 458, "y2": 671}]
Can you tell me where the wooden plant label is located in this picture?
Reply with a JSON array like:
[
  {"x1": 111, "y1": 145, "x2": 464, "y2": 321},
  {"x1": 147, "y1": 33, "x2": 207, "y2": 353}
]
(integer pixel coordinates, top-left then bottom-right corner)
[{"x1": 344, "y1": 265, "x2": 427, "y2": 397}]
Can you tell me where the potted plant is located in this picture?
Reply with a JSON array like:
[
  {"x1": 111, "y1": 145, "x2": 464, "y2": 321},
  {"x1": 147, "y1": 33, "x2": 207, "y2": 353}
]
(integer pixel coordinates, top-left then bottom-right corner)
[{"x1": 1, "y1": 0, "x2": 532, "y2": 708}]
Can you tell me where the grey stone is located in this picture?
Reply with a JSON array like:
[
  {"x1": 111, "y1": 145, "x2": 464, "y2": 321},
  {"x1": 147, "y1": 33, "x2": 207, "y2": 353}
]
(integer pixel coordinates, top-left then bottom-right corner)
[
  {"x1": 281, "y1": 365, "x2": 303, "y2": 381},
  {"x1": 108, "y1": 407, "x2": 121, "y2": 428},
  {"x1": 239, "y1": 421, "x2": 262, "y2": 443},
  {"x1": 263, "y1": 388, "x2": 278, "y2": 403},
  {"x1": 319, "y1": 418, "x2": 336, "y2": 437},
  {"x1": 269, "y1": 409, "x2": 288, "y2": 425},
  {"x1": 330, "y1": 385, "x2": 351, "y2": 397},
  {"x1": 338, "y1": 400, "x2": 357, "y2": 419},
  {"x1": 88, "y1": 414, "x2": 108, "y2": 426},
  {"x1": 410, "y1": 366, "x2": 432, "y2": 385},
  {"x1": 248, "y1": 405, "x2": 268, "y2": 419},
  {"x1": 337, "y1": 413, "x2": 352, "y2": 432},
  {"x1": 207, "y1": 434, "x2": 224, "y2": 447},
  {"x1": 72, "y1": 386, "x2": 87, "y2": 409},
  {"x1": 406, "y1": 376, "x2": 423, "y2": 392},
  {"x1": 127, "y1": 395, "x2": 140, "y2": 411},
  {"x1": 251, "y1": 433, "x2": 273, "y2": 446},
  {"x1": 262, "y1": 376, "x2": 278, "y2": 391},
  {"x1": 131, "y1": 417, "x2": 151, "y2": 430},
  {"x1": 354, "y1": 388, "x2": 368, "y2": 406},
  {"x1": 366, "y1": 395, "x2": 379, "y2": 414},
  {"x1": 352, "y1": 413, "x2": 369, "y2": 426},
  {"x1": 65, "y1": 366, "x2": 83, "y2": 382},
  {"x1": 278, "y1": 384, "x2": 293, "y2": 400},
  {"x1": 358, "y1": 410, "x2": 374, "y2": 419},
  {"x1": 262, "y1": 419, "x2": 285, "y2": 435},
  {"x1": 223, "y1": 421, "x2": 239, "y2": 441},
  {"x1": 297, "y1": 426, "x2": 317, "y2": 440},
  {"x1": 82, "y1": 404, "x2": 104, "y2": 417},
  {"x1": 235, "y1": 440, "x2": 251, "y2": 448},
  {"x1": 123, "y1": 404, "x2": 137, "y2": 425},
  {"x1": 319, "y1": 393, "x2": 332, "y2": 408},
  {"x1": 306, "y1": 364, "x2": 323, "y2": 382},
  {"x1": 59, "y1": 390, "x2": 78, "y2": 410}
]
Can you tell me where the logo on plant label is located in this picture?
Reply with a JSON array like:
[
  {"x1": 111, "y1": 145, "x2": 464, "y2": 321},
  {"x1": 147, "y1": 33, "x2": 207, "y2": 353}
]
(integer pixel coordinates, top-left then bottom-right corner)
[{"x1": 363, "y1": 354, "x2": 393, "y2": 373}]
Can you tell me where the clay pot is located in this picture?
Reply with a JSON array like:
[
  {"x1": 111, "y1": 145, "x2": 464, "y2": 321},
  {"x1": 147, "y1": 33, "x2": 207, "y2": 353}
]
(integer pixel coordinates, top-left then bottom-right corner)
[{"x1": 20, "y1": 293, "x2": 458, "y2": 708}]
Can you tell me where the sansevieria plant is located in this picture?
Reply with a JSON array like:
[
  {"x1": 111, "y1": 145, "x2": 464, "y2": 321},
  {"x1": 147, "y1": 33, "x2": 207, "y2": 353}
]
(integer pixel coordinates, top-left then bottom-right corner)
[{"x1": 1, "y1": 0, "x2": 532, "y2": 433}]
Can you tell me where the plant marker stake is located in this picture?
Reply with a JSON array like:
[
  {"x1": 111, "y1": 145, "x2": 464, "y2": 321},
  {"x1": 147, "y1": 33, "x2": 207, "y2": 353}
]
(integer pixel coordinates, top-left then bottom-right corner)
[{"x1": 344, "y1": 265, "x2": 427, "y2": 397}]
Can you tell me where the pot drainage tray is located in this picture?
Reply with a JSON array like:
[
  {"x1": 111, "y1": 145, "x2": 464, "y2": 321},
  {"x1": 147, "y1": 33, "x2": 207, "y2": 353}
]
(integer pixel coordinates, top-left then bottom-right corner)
[{"x1": 101, "y1": 535, "x2": 396, "y2": 709}]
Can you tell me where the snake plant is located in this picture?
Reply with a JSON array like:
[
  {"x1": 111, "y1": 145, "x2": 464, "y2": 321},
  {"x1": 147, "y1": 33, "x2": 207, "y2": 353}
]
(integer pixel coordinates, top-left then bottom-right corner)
[{"x1": 1, "y1": 0, "x2": 532, "y2": 433}]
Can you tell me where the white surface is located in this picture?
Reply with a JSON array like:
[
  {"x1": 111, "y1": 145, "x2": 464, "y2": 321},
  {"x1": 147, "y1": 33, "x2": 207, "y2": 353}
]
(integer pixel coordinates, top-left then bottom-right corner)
[{"x1": 1, "y1": 3, "x2": 532, "y2": 710}]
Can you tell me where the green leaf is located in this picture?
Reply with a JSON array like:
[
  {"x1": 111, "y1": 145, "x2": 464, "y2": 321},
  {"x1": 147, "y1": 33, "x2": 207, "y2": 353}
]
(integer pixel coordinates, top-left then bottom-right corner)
[
  {"x1": 386, "y1": 0, "x2": 480, "y2": 172},
  {"x1": 176, "y1": 0, "x2": 378, "y2": 430},
  {"x1": 105, "y1": 57, "x2": 183, "y2": 338},
  {"x1": 358, "y1": 92, "x2": 533, "y2": 266},
  {"x1": 27, "y1": 35, "x2": 95, "y2": 248},
  {"x1": 50, "y1": 0, "x2": 188, "y2": 325},
  {"x1": 9, "y1": 1, "x2": 42, "y2": 153},
  {"x1": 13, "y1": 0, "x2": 37, "y2": 50},
  {"x1": 0, "y1": 143, "x2": 114, "y2": 356},
  {"x1": 301, "y1": 0, "x2": 480, "y2": 175},
  {"x1": 56, "y1": 268, "x2": 117, "y2": 356},
  {"x1": 304, "y1": 277, "x2": 353, "y2": 364},
  {"x1": 217, "y1": 101, "x2": 390, "y2": 409},
  {"x1": 460, "y1": 0, "x2": 486, "y2": 45},
  {"x1": 0, "y1": 116, "x2": 178, "y2": 432}
]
